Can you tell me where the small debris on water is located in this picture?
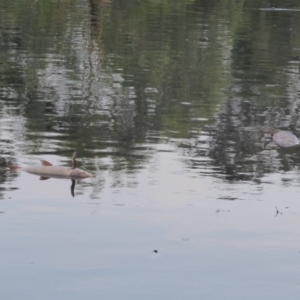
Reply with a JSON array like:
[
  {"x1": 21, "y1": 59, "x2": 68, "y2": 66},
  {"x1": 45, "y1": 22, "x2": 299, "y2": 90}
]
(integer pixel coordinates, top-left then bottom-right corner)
[
  {"x1": 275, "y1": 207, "x2": 282, "y2": 217},
  {"x1": 216, "y1": 209, "x2": 230, "y2": 215},
  {"x1": 218, "y1": 196, "x2": 238, "y2": 200}
]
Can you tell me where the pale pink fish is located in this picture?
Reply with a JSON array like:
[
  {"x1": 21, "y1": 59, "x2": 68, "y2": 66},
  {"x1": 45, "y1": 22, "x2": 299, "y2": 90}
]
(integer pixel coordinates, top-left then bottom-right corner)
[
  {"x1": 272, "y1": 131, "x2": 299, "y2": 148},
  {"x1": 9, "y1": 154, "x2": 94, "y2": 180}
]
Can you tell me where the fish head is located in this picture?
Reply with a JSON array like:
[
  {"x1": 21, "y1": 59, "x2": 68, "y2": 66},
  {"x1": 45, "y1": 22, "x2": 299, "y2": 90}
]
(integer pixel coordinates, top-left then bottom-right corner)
[{"x1": 70, "y1": 168, "x2": 94, "y2": 179}]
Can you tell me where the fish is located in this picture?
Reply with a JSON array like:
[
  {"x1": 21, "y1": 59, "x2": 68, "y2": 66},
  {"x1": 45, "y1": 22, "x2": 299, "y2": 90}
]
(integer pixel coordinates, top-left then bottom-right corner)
[
  {"x1": 9, "y1": 152, "x2": 94, "y2": 180},
  {"x1": 271, "y1": 131, "x2": 299, "y2": 148},
  {"x1": 262, "y1": 127, "x2": 300, "y2": 148}
]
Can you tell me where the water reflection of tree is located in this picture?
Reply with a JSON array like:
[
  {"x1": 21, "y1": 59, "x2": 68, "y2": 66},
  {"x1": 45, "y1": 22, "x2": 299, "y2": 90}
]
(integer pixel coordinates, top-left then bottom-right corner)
[
  {"x1": 202, "y1": 2, "x2": 300, "y2": 182},
  {"x1": 88, "y1": 1, "x2": 231, "y2": 130},
  {"x1": 84, "y1": 0, "x2": 234, "y2": 189},
  {"x1": 2, "y1": 0, "x2": 300, "y2": 197}
]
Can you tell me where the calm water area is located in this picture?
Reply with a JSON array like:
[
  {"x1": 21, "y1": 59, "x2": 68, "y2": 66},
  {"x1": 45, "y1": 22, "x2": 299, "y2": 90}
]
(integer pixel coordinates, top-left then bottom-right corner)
[{"x1": 1, "y1": 0, "x2": 300, "y2": 299}]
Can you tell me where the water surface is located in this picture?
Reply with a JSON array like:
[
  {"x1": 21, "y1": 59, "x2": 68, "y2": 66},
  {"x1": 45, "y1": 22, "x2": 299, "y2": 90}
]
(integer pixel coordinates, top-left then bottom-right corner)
[{"x1": 1, "y1": 0, "x2": 300, "y2": 299}]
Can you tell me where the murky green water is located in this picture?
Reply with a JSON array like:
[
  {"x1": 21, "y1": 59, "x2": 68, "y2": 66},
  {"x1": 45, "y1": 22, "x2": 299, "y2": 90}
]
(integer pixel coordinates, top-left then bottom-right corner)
[{"x1": 1, "y1": 0, "x2": 300, "y2": 299}]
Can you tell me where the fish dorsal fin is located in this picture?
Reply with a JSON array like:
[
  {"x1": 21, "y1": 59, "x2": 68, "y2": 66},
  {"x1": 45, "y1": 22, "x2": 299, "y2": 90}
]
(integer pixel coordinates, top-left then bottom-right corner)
[
  {"x1": 41, "y1": 160, "x2": 53, "y2": 166},
  {"x1": 72, "y1": 152, "x2": 77, "y2": 169}
]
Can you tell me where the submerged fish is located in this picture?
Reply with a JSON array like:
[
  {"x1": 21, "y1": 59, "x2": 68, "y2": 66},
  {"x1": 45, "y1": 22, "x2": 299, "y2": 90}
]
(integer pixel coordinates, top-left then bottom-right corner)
[
  {"x1": 9, "y1": 152, "x2": 94, "y2": 180},
  {"x1": 271, "y1": 131, "x2": 299, "y2": 148}
]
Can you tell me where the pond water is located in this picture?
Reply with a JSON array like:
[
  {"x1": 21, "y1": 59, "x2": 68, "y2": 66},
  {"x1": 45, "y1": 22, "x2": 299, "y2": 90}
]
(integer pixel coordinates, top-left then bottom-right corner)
[{"x1": 1, "y1": 0, "x2": 300, "y2": 299}]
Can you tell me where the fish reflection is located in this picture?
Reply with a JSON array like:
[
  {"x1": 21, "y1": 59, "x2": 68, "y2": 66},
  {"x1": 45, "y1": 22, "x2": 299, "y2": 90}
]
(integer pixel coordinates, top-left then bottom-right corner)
[{"x1": 9, "y1": 152, "x2": 94, "y2": 197}]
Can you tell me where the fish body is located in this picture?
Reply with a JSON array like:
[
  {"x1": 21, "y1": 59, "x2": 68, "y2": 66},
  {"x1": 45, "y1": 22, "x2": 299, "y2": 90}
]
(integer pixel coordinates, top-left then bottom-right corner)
[
  {"x1": 9, "y1": 157, "x2": 94, "y2": 180},
  {"x1": 22, "y1": 165, "x2": 93, "y2": 180},
  {"x1": 272, "y1": 131, "x2": 299, "y2": 148}
]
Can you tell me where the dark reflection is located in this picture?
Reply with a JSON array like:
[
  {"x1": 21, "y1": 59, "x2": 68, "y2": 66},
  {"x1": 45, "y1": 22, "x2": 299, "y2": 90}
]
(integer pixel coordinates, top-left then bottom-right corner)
[{"x1": 71, "y1": 179, "x2": 75, "y2": 198}]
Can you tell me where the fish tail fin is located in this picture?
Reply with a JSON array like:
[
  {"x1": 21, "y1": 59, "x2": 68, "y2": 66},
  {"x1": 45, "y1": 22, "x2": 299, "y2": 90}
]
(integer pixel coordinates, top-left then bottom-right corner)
[{"x1": 8, "y1": 165, "x2": 22, "y2": 171}]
